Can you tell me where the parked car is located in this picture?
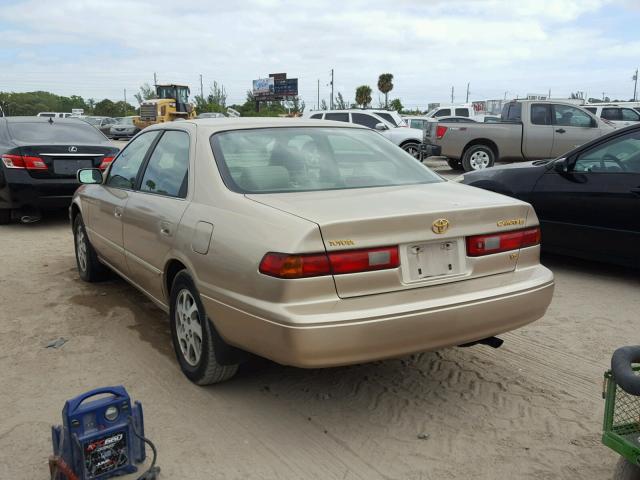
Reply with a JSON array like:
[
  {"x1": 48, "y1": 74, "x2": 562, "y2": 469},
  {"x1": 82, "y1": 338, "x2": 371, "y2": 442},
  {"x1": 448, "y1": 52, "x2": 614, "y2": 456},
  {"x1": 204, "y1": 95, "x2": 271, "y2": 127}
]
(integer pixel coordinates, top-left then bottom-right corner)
[
  {"x1": 196, "y1": 112, "x2": 226, "y2": 119},
  {"x1": 305, "y1": 109, "x2": 423, "y2": 158},
  {"x1": 71, "y1": 117, "x2": 554, "y2": 384},
  {"x1": 459, "y1": 123, "x2": 640, "y2": 268},
  {"x1": 425, "y1": 105, "x2": 476, "y2": 119},
  {"x1": 423, "y1": 100, "x2": 613, "y2": 171},
  {"x1": 0, "y1": 117, "x2": 118, "y2": 223},
  {"x1": 110, "y1": 116, "x2": 141, "y2": 140},
  {"x1": 583, "y1": 105, "x2": 640, "y2": 128},
  {"x1": 437, "y1": 116, "x2": 477, "y2": 123},
  {"x1": 403, "y1": 115, "x2": 430, "y2": 130},
  {"x1": 84, "y1": 116, "x2": 118, "y2": 137}
]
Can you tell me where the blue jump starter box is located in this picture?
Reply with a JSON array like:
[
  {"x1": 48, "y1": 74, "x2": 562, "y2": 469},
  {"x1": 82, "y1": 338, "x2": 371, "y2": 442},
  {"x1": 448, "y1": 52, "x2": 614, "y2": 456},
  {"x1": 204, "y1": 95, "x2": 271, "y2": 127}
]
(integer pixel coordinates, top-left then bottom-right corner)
[{"x1": 51, "y1": 386, "x2": 146, "y2": 480}]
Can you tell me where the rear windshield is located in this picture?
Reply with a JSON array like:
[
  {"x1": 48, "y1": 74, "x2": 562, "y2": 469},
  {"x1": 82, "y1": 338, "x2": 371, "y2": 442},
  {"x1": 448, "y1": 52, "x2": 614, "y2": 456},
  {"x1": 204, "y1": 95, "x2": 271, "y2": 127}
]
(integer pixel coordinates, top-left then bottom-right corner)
[
  {"x1": 210, "y1": 127, "x2": 442, "y2": 193},
  {"x1": 7, "y1": 121, "x2": 107, "y2": 143}
]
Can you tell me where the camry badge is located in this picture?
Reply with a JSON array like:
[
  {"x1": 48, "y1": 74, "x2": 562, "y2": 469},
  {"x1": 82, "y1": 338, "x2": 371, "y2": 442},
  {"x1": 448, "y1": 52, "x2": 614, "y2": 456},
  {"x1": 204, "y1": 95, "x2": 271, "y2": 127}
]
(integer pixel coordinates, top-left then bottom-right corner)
[
  {"x1": 432, "y1": 218, "x2": 450, "y2": 234},
  {"x1": 497, "y1": 218, "x2": 525, "y2": 227},
  {"x1": 69, "y1": 146, "x2": 78, "y2": 153}
]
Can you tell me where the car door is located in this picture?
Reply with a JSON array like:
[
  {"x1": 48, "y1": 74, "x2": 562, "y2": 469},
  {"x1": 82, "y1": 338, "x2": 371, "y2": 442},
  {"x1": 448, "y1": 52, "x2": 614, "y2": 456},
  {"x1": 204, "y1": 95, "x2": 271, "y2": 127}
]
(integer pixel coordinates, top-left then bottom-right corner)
[
  {"x1": 621, "y1": 108, "x2": 640, "y2": 127},
  {"x1": 522, "y1": 103, "x2": 554, "y2": 159},
  {"x1": 551, "y1": 104, "x2": 601, "y2": 156},
  {"x1": 123, "y1": 128, "x2": 191, "y2": 301},
  {"x1": 530, "y1": 129, "x2": 640, "y2": 265},
  {"x1": 87, "y1": 130, "x2": 161, "y2": 274}
]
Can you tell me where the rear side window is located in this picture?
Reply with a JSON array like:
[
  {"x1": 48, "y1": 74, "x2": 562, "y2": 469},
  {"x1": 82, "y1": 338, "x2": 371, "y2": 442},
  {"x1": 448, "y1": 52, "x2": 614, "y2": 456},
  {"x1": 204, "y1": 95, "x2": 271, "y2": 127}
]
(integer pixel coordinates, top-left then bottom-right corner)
[
  {"x1": 375, "y1": 112, "x2": 398, "y2": 126},
  {"x1": 139, "y1": 131, "x2": 190, "y2": 198},
  {"x1": 310, "y1": 113, "x2": 323, "y2": 119},
  {"x1": 530, "y1": 104, "x2": 552, "y2": 125},
  {"x1": 325, "y1": 113, "x2": 349, "y2": 122},
  {"x1": 107, "y1": 131, "x2": 161, "y2": 189},
  {"x1": 622, "y1": 108, "x2": 640, "y2": 121},
  {"x1": 454, "y1": 108, "x2": 469, "y2": 117},
  {"x1": 433, "y1": 109, "x2": 451, "y2": 117},
  {"x1": 601, "y1": 108, "x2": 622, "y2": 121},
  {"x1": 351, "y1": 113, "x2": 380, "y2": 129},
  {"x1": 409, "y1": 119, "x2": 425, "y2": 129},
  {"x1": 7, "y1": 121, "x2": 107, "y2": 143}
]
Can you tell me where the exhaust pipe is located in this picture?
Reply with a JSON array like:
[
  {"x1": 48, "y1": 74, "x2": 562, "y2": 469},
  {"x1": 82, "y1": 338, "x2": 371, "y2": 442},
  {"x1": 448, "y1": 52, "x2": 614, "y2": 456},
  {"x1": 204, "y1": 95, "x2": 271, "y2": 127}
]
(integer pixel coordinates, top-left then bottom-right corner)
[
  {"x1": 20, "y1": 215, "x2": 41, "y2": 224},
  {"x1": 459, "y1": 336, "x2": 504, "y2": 349}
]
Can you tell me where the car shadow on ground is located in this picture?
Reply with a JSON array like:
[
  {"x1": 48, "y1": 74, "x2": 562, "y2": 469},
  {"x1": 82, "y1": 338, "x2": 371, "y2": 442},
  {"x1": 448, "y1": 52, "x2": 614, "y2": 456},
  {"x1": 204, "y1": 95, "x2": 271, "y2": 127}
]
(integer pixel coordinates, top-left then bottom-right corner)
[{"x1": 541, "y1": 252, "x2": 639, "y2": 281}]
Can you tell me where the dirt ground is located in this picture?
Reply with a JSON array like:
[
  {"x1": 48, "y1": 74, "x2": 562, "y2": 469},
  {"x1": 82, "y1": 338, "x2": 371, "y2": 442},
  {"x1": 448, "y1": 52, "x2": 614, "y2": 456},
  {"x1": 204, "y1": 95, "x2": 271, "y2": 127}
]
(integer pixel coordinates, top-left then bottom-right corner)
[{"x1": 1, "y1": 160, "x2": 639, "y2": 479}]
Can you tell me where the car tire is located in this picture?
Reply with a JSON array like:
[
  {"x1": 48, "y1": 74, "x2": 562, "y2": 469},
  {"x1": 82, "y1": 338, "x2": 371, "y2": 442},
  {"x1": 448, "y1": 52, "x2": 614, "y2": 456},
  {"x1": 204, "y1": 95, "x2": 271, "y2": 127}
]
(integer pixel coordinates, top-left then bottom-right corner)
[
  {"x1": 0, "y1": 209, "x2": 11, "y2": 225},
  {"x1": 462, "y1": 145, "x2": 496, "y2": 172},
  {"x1": 613, "y1": 458, "x2": 640, "y2": 480},
  {"x1": 446, "y1": 158, "x2": 463, "y2": 170},
  {"x1": 401, "y1": 142, "x2": 423, "y2": 161},
  {"x1": 170, "y1": 271, "x2": 239, "y2": 385},
  {"x1": 73, "y1": 215, "x2": 109, "y2": 282}
]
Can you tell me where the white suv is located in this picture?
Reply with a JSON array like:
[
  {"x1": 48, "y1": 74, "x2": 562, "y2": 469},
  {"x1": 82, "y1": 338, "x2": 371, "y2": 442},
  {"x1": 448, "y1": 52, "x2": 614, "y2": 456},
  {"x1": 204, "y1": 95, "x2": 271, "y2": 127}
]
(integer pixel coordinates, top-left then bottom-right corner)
[
  {"x1": 583, "y1": 105, "x2": 640, "y2": 128},
  {"x1": 305, "y1": 109, "x2": 423, "y2": 159}
]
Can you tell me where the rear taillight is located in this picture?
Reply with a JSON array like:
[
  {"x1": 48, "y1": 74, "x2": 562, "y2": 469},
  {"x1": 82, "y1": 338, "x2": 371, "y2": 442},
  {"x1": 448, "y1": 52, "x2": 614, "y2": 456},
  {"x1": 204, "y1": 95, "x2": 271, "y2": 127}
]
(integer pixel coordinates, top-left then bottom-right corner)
[
  {"x1": 259, "y1": 246, "x2": 400, "y2": 279},
  {"x1": 1, "y1": 154, "x2": 47, "y2": 170},
  {"x1": 99, "y1": 156, "x2": 114, "y2": 170},
  {"x1": 436, "y1": 125, "x2": 448, "y2": 139},
  {"x1": 466, "y1": 227, "x2": 541, "y2": 257},
  {"x1": 328, "y1": 246, "x2": 399, "y2": 274}
]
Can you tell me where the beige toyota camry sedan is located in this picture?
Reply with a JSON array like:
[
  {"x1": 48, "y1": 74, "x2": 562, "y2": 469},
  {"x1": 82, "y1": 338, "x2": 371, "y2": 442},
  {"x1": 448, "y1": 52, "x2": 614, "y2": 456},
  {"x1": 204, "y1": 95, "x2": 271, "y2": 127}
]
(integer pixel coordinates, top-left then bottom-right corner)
[{"x1": 71, "y1": 118, "x2": 554, "y2": 384}]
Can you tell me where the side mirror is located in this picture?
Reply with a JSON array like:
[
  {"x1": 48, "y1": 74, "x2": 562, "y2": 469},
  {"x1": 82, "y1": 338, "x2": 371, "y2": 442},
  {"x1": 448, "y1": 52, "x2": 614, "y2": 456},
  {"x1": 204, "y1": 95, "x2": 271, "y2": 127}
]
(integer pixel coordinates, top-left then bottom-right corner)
[
  {"x1": 77, "y1": 168, "x2": 103, "y2": 184},
  {"x1": 553, "y1": 158, "x2": 569, "y2": 173},
  {"x1": 375, "y1": 122, "x2": 389, "y2": 131}
]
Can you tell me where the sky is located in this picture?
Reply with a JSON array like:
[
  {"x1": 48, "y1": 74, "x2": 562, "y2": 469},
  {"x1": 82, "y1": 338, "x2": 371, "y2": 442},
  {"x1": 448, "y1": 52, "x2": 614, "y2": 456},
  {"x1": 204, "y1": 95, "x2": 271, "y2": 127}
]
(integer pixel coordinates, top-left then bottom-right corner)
[{"x1": 1, "y1": 0, "x2": 639, "y2": 110}]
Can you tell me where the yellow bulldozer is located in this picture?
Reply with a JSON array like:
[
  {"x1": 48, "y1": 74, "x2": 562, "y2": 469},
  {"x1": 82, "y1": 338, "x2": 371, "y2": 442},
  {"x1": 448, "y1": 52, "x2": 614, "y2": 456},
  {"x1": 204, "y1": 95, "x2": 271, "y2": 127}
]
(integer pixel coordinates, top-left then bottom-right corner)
[{"x1": 134, "y1": 84, "x2": 196, "y2": 130}]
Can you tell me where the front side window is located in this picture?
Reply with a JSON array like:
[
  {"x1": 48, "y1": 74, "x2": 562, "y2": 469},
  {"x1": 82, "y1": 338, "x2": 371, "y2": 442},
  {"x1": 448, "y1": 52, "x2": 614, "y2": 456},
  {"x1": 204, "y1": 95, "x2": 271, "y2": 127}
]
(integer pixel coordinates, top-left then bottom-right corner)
[
  {"x1": 585, "y1": 107, "x2": 597, "y2": 114},
  {"x1": 106, "y1": 131, "x2": 161, "y2": 189},
  {"x1": 310, "y1": 113, "x2": 323, "y2": 119},
  {"x1": 375, "y1": 112, "x2": 399, "y2": 126},
  {"x1": 433, "y1": 109, "x2": 451, "y2": 117},
  {"x1": 622, "y1": 108, "x2": 640, "y2": 121},
  {"x1": 351, "y1": 113, "x2": 380, "y2": 129},
  {"x1": 530, "y1": 104, "x2": 552, "y2": 125},
  {"x1": 574, "y1": 131, "x2": 640, "y2": 173},
  {"x1": 140, "y1": 131, "x2": 190, "y2": 198},
  {"x1": 553, "y1": 105, "x2": 594, "y2": 127},
  {"x1": 409, "y1": 119, "x2": 425, "y2": 129},
  {"x1": 325, "y1": 113, "x2": 349, "y2": 122},
  {"x1": 454, "y1": 108, "x2": 469, "y2": 117},
  {"x1": 210, "y1": 127, "x2": 442, "y2": 194}
]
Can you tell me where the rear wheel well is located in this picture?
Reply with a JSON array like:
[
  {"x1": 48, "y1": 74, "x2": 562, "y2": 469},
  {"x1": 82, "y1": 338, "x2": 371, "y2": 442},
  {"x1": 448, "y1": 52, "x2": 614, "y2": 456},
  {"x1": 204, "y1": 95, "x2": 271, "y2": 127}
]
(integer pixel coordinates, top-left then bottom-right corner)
[
  {"x1": 400, "y1": 139, "x2": 422, "y2": 147},
  {"x1": 165, "y1": 259, "x2": 187, "y2": 300},
  {"x1": 462, "y1": 139, "x2": 499, "y2": 159}
]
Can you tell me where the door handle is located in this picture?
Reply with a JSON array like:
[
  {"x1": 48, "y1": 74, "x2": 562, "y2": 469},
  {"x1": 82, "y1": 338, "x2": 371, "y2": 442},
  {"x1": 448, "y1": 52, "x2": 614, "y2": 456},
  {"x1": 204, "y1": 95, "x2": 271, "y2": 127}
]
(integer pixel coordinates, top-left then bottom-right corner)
[
  {"x1": 114, "y1": 208, "x2": 122, "y2": 218},
  {"x1": 160, "y1": 221, "x2": 172, "y2": 236},
  {"x1": 555, "y1": 128, "x2": 566, "y2": 134}
]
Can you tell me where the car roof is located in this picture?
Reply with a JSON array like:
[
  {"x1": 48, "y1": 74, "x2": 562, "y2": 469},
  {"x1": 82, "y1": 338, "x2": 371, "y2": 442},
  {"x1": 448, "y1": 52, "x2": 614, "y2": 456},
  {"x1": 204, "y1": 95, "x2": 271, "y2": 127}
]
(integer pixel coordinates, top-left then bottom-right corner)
[
  {"x1": 3, "y1": 116, "x2": 88, "y2": 124},
  {"x1": 148, "y1": 117, "x2": 369, "y2": 133}
]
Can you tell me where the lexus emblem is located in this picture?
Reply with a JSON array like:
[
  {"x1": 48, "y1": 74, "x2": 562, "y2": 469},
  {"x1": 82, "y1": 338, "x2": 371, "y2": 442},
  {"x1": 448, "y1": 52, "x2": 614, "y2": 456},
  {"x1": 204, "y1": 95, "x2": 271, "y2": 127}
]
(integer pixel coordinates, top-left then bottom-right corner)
[
  {"x1": 69, "y1": 146, "x2": 78, "y2": 153},
  {"x1": 432, "y1": 218, "x2": 450, "y2": 234}
]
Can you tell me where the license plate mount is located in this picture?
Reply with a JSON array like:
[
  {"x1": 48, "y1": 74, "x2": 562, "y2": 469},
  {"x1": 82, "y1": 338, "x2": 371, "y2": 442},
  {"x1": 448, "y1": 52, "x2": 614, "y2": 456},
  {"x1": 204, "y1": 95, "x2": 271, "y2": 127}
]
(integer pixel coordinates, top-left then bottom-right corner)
[
  {"x1": 404, "y1": 239, "x2": 464, "y2": 282},
  {"x1": 53, "y1": 159, "x2": 93, "y2": 175}
]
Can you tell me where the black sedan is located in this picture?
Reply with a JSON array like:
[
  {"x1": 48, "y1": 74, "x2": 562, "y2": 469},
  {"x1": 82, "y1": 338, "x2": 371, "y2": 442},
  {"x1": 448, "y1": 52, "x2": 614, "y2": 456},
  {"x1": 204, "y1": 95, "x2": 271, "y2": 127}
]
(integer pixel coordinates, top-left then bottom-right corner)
[
  {"x1": 460, "y1": 124, "x2": 640, "y2": 268},
  {"x1": 0, "y1": 117, "x2": 119, "y2": 223}
]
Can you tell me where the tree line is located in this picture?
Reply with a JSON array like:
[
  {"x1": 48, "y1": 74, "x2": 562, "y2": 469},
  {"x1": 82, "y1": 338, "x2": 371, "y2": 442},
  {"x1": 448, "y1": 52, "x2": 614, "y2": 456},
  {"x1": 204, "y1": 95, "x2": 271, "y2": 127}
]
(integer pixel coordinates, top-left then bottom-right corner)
[{"x1": 0, "y1": 91, "x2": 137, "y2": 117}]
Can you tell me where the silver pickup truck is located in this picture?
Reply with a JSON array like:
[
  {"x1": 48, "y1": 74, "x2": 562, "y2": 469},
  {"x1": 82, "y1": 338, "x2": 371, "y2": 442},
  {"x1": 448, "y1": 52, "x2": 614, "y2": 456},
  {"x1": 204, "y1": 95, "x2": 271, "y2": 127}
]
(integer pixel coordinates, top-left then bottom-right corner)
[{"x1": 423, "y1": 100, "x2": 614, "y2": 171}]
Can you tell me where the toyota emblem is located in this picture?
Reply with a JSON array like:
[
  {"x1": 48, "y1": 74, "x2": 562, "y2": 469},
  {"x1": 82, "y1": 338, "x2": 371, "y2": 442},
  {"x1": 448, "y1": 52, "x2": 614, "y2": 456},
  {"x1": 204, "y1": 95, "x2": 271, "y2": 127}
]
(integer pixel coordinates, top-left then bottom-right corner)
[{"x1": 69, "y1": 146, "x2": 78, "y2": 153}]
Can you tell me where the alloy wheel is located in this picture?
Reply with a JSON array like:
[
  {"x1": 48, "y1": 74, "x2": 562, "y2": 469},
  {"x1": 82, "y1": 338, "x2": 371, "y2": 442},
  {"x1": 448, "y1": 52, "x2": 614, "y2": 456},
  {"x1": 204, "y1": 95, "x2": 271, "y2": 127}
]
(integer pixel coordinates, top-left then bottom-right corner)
[{"x1": 175, "y1": 289, "x2": 203, "y2": 366}]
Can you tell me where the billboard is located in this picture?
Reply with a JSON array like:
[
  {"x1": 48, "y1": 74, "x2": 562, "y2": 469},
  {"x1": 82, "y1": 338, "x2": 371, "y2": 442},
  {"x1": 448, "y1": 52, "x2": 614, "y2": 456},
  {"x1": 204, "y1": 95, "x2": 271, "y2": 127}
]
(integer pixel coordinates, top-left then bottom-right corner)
[
  {"x1": 252, "y1": 77, "x2": 274, "y2": 96},
  {"x1": 252, "y1": 73, "x2": 298, "y2": 99}
]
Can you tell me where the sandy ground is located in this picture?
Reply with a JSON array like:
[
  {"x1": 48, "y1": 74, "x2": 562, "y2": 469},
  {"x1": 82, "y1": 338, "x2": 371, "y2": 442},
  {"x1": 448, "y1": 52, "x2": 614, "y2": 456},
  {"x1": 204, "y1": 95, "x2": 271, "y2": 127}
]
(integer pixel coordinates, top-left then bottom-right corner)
[{"x1": 1, "y1": 158, "x2": 639, "y2": 479}]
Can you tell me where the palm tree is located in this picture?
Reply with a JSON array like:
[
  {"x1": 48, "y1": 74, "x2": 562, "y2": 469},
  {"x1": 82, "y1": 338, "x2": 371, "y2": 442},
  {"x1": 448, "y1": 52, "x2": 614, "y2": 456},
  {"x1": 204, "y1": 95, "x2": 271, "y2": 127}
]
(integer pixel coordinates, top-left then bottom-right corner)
[
  {"x1": 377, "y1": 73, "x2": 394, "y2": 108},
  {"x1": 355, "y1": 85, "x2": 372, "y2": 108}
]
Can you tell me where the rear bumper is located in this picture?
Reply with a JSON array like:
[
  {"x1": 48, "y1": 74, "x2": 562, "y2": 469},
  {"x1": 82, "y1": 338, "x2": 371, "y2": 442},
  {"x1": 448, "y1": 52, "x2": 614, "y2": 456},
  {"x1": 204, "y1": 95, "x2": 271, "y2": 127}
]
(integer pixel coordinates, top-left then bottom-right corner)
[
  {"x1": 420, "y1": 143, "x2": 442, "y2": 157},
  {"x1": 0, "y1": 169, "x2": 79, "y2": 210},
  {"x1": 202, "y1": 264, "x2": 554, "y2": 368}
]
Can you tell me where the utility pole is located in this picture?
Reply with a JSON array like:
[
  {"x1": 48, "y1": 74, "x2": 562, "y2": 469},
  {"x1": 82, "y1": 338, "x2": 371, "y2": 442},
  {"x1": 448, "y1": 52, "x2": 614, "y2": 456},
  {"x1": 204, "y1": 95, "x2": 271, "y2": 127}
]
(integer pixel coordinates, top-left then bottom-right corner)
[
  {"x1": 200, "y1": 74, "x2": 204, "y2": 99},
  {"x1": 465, "y1": 82, "x2": 470, "y2": 103},
  {"x1": 451, "y1": 86, "x2": 454, "y2": 103},
  {"x1": 548, "y1": 88, "x2": 551, "y2": 99},
  {"x1": 330, "y1": 69, "x2": 334, "y2": 109},
  {"x1": 602, "y1": 91, "x2": 606, "y2": 101},
  {"x1": 317, "y1": 79, "x2": 320, "y2": 110},
  {"x1": 634, "y1": 68, "x2": 638, "y2": 101},
  {"x1": 153, "y1": 72, "x2": 157, "y2": 87},
  {"x1": 123, "y1": 88, "x2": 127, "y2": 115}
]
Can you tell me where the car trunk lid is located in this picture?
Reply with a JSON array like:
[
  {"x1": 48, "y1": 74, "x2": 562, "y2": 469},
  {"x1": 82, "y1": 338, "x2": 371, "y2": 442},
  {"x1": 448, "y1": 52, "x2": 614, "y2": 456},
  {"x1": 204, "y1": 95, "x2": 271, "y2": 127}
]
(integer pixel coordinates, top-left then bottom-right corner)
[{"x1": 247, "y1": 182, "x2": 533, "y2": 298}]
